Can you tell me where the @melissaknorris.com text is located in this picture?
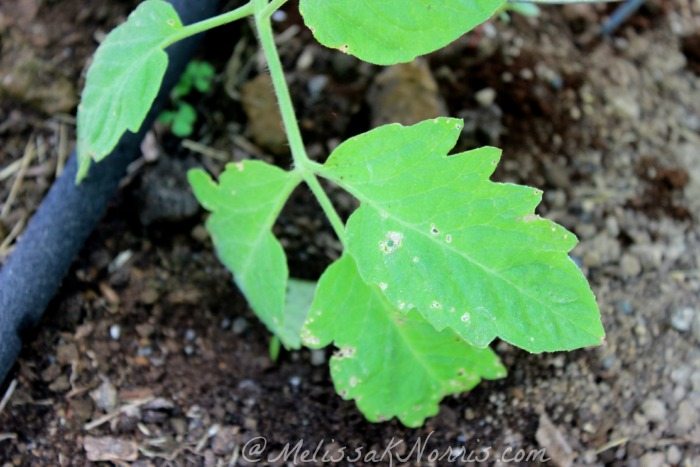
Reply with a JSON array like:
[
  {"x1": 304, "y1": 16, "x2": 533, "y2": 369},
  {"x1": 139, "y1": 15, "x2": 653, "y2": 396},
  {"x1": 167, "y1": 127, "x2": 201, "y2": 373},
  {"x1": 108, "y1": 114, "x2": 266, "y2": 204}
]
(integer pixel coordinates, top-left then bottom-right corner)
[{"x1": 241, "y1": 432, "x2": 549, "y2": 464}]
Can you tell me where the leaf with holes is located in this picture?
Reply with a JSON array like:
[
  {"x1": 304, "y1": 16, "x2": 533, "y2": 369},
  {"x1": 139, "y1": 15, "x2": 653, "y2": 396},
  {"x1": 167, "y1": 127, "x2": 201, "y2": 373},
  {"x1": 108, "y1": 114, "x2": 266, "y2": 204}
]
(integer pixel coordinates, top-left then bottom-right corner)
[
  {"x1": 76, "y1": 0, "x2": 184, "y2": 180},
  {"x1": 317, "y1": 118, "x2": 604, "y2": 353},
  {"x1": 299, "y1": 0, "x2": 505, "y2": 65},
  {"x1": 189, "y1": 161, "x2": 303, "y2": 347},
  {"x1": 303, "y1": 254, "x2": 505, "y2": 427}
]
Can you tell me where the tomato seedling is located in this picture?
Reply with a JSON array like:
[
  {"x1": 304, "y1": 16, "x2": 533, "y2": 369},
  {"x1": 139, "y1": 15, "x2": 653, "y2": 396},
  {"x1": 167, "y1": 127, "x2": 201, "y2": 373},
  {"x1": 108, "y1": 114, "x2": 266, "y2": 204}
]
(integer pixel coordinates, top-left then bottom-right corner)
[
  {"x1": 76, "y1": 0, "x2": 604, "y2": 427},
  {"x1": 158, "y1": 60, "x2": 216, "y2": 137}
]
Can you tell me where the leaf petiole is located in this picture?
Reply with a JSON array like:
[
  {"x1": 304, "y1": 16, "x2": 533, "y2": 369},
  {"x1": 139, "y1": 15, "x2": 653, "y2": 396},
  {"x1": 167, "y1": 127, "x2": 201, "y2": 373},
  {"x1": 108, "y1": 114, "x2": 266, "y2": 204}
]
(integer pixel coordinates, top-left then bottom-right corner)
[
  {"x1": 161, "y1": 1, "x2": 255, "y2": 48},
  {"x1": 301, "y1": 172, "x2": 348, "y2": 244}
]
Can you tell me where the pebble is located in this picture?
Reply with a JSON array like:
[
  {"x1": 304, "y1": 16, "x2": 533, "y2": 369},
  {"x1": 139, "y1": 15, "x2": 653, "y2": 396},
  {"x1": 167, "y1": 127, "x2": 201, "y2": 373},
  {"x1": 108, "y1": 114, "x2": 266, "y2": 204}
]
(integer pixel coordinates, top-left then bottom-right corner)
[
  {"x1": 666, "y1": 445, "x2": 682, "y2": 464},
  {"x1": 138, "y1": 158, "x2": 200, "y2": 225},
  {"x1": 70, "y1": 397, "x2": 94, "y2": 423},
  {"x1": 616, "y1": 299, "x2": 634, "y2": 315},
  {"x1": 639, "y1": 452, "x2": 665, "y2": 467},
  {"x1": 670, "y1": 365, "x2": 691, "y2": 387},
  {"x1": 240, "y1": 74, "x2": 287, "y2": 155},
  {"x1": 307, "y1": 75, "x2": 329, "y2": 100},
  {"x1": 620, "y1": 253, "x2": 642, "y2": 278},
  {"x1": 55, "y1": 342, "x2": 79, "y2": 365},
  {"x1": 583, "y1": 234, "x2": 622, "y2": 267},
  {"x1": 48, "y1": 375, "x2": 70, "y2": 392},
  {"x1": 674, "y1": 400, "x2": 697, "y2": 433},
  {"x1": 232, "y1": 318, "x2": 248, "y2": 335},
  {"x1": 368, "y1": 58, "x2": 447, "y2": 127},
  {"x1": 191, "y1": 225, "x2": 209, "y2": 244},
  {"x1": 271, "y1": 10, "x2": 286, "y2": 22},
  {"x1": 605, "y1": 216, "x2": 620, "y2": 237},
  {"x1": 109, "y1": 325, "x2": 121, "y2": 341},
  {"x1": 475, "y1": 87, "x2": 496, "y2": 107},
  {"x1": 310, "y1": 349, "x2": 326, "y2": 366},
  {"x1": 185, "y1": 329, "x2": 196, "y2": 341},
  {"x1": 289, "y1": 376, "x2": 301, "y2": 388},
  {"x1": 670, "y1": 307, "x2": 695, "y2": 332},
  {"x1": 139, "y1": 288, "x2": 159, "y2": 305},
  {"x1": 641, "y1": 398, "x2": 667, "y2": 423},
  {"x1": 90, "y1": 379, "x2": 118, "y2": 411},
  {"x1": 84, "y1": 436, "x2": 138, "y2": 462},
  {"x1": 135, "y1": 323, "x2": 154, "y2": 338},
  {"x1": 692, "y1": 312, "x2": 700, "y2": 342}
]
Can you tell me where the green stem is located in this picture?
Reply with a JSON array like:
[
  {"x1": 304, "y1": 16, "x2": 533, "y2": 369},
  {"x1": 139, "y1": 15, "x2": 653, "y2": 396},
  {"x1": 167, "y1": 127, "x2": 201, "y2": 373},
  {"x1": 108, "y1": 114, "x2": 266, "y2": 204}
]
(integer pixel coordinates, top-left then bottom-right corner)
[
  {"x1": 254, "y1": 6, "x2": 307, "y2": 166},
  {"x1": 254, "y1": 1, "x2": 347, "y2": 244},
  {"x1": 303, "y1": 174, "x2": 348, "y2": 244},
  {"x1": 162, "y1": 1, "x2": 255, "y2": 47},
  {"x1": 261, "y1": 0, "x2": 289, "y2": 19}
]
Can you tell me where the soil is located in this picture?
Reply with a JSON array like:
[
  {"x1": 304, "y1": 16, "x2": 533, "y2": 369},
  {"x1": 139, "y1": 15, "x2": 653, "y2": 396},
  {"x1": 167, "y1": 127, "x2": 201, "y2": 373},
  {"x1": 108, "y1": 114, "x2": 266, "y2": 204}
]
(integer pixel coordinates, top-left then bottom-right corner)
[{"x1": 1, "y1": 0, "x2": 700, "y2": 465}]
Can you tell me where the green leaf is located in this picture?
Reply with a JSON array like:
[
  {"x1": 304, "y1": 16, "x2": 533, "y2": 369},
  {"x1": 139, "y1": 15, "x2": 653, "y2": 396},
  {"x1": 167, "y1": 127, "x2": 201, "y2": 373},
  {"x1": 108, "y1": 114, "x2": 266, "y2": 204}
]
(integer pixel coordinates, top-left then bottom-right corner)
[
  {"x1": 303, "y1": 255, "x2": 505, "y2": 427},
  {"x1": 299, "y1": 0, "x2": 505, "y2": 65},
  {"x1": 504, "y1": 3, "x2": 540, "y2": 18},
  {"x1": 191, "y1": 61, "x2": 216, "y2": 93},
  {"x1": 170, "y1": 102, "x2": 197, "y2": 137},
  {"x1": 188, "y1": 161, "x2": 303, "y2": 347},
  {"x1": 318, "y1": 118, "x2": 604, "y2": 353},
  {"x1": 171, "y1": 60, "x2": 216, "y2": 99},
  {"x1": 284, "y1": 278, "x2": 317, "y2": 343},
  {"x1": 77, "y1": 0, "x2": 184, "y2": 180}
]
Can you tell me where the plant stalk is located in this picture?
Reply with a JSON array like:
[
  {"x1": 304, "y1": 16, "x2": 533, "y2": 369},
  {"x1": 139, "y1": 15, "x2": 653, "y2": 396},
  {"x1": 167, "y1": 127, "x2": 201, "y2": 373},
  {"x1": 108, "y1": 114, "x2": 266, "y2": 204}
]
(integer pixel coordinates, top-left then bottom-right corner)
[
  {"x1": 163, "y1": 1, "x2": 255, "y2": 47},
  {"x1": 254, "y1": 1, "x2": 347, "y2": 244}
]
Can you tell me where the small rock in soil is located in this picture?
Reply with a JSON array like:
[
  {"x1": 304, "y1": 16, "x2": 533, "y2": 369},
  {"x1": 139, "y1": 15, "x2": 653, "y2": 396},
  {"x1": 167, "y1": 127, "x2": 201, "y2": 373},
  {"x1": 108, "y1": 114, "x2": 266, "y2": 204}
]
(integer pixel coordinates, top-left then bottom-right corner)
[
  {"x1": 692, "y1": 312, "x2": 700, "y2": 342},
  {"x1": 83, "y1": 436, "x2": 138, "y2": 462},
  {"x1": 580, "y1": 233, "x2": 621, "y2": 268},
  {"x1": 135, "y1": 323, "x2": 155, "y2": 338},
  {"x1": 69, "y1": 397, "x2": 94, "y2": 423},
  {"x1": 639, "y1": 451, "x2": 666, "y2": 467},
  {"x1": 90, "y1": 378, "x2": 118, "y2": 412},
  {"x1": 475, "y1": 87, "x2": 496, "y2": 107},
  {"x1": 137, "y1": 157, "x2": 200, "y2": 226},
  {"x1": 620, "y1": 253, "x2": 642, "y2": 278},
  {"x1": 241, "y1": 73, "x2": 287, "y2": 155},
  {"x1": 48, "y1": 375, "x2": 70, "y2": 393},
  {"x1": 674, "y1": 400, "x2": 698, "y2": 434},
  {"x1": 289, "y1": 376, "x2": 301, "y2": 389},
  {"x1": 641, "y1": 398, "x2": 667, "y2": 423},
  {"x1": 55, "y1": 342, "x2": 78, "y2": 365},
  {"x1": 368, "y1": 58, "x2": 447, "y2": 127},
  {"x1": 666, "y1": 445, "x2": 682, "y2": 464},
  {"x1": 310, "y1": 349, "x2": 326, "y2": 366},
  {"x1": 232, "y1": 317, "x2": 249, "y2": 335},
  {"x1": 670, "y1": 307, "x2": 695, "y2": 332},
  {"x1": 109, "y1": 324, "x2": 121, "y2": 341}
]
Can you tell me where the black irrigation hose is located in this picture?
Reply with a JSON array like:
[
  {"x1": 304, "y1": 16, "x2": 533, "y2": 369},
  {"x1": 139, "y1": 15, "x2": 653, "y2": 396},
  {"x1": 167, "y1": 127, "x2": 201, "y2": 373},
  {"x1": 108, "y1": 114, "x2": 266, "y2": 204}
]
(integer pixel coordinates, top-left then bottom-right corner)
[{"x1": 0, "y1": 0, "x2": 221, "y2": 385}]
